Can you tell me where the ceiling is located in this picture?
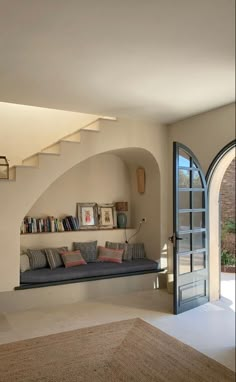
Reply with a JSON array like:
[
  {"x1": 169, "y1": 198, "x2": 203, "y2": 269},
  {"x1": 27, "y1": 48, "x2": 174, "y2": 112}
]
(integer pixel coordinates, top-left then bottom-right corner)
[{"x1": 0, "y1": 0, "x2": 235, "y2": 124}]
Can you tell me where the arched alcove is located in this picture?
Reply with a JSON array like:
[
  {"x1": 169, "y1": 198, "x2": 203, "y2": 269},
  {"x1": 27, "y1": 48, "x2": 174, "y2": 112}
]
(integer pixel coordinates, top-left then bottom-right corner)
[{"x1": 21, "y1": 148, "x2": 161, "y2": 261}]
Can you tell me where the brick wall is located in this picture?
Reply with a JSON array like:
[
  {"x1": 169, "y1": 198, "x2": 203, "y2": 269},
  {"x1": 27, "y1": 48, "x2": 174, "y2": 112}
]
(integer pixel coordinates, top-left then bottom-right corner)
[
  {"x1": 220, "y1": 158, "x2": 236, "y2": 223},
  {"x1": 220, "y1": 158, "x2": 235, "y2": 256}
]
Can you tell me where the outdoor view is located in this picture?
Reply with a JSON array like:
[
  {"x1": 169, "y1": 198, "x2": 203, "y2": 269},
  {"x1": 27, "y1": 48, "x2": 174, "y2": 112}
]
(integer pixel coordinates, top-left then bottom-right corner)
[{"x1": 220, "y1": 158, "x2": 236, "y2": 273}]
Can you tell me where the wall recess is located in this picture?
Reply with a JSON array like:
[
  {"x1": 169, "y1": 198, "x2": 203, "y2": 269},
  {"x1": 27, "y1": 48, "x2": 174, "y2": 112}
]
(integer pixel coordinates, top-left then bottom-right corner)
[{"x1": 136, "y1": 167, "x2": 145, "y2": 194}]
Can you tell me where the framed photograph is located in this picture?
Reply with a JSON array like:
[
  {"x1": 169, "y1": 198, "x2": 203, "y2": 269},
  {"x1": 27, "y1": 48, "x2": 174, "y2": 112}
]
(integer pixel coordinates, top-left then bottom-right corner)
[
  {"x1": 77, "y1": 203, "x2": 98, "y2": 229},
  {"x1": 98, "y1": 204, "x2": 115, "y2": 229}
]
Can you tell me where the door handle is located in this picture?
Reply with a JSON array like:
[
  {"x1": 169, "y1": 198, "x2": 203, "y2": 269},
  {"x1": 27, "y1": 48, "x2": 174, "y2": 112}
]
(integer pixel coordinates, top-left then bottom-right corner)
[{"x1": 168, "y1": 234, "x2": 183, "y2": 246}]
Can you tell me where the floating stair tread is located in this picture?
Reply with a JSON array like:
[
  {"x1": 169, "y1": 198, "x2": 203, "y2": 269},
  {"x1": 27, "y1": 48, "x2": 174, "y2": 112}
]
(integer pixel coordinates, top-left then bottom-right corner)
[
  {"x1": 60, "y1": 139, "x2": 81, "y2": 144},
  {"x1": 80, "y1": 128, "x2": 100, "y2": 133},
  {"x1": 38, "y1": 152, "x2": 60, "y2": 156}
]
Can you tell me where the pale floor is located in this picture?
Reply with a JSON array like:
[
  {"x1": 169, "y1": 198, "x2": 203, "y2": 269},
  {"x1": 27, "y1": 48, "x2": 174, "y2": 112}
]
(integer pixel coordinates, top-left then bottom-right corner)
[{"x1": 0, "y1": 273, "x2": 235, "y2": 371}]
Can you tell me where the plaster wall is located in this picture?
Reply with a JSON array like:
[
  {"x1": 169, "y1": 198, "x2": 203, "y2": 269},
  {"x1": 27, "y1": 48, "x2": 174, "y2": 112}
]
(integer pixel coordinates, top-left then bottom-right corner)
[
  {"x1": 0, "y1": 102, "x2": 100, "y2": 166},
  {"x1": 167, "y1": 103, "x2": 235, "y2": 296},
  {"x1": 28, "y1": 153, "x2": 132, "y2": 225},
  {"x1": 0, "y1": 118, "x2": 168, "y2": 292}
]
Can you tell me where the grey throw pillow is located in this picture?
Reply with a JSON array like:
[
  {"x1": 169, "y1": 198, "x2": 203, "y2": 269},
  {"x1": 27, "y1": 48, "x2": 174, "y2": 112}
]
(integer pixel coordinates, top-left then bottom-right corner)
[
  {"x1": 27, "y1": 249, "x2": 48, "y2": 269},
  {"x1": 73, "y1": 241, "x2": 97, "y2": 262},
  {"x1": 45, "y1": 247, "x2": 68, "y2": 269},
  {"x1": 128, "y1": 243, "x2": 146, "y2": 259}
]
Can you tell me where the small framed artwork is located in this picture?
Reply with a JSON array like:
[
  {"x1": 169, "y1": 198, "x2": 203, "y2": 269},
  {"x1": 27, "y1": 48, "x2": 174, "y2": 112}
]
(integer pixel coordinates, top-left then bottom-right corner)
[
  {"x1": 77, "y1": 203, "x2": 98, "y2": 229},
  {"x1": 98, "y1": 204, "x2": 115, "y2": 229}
]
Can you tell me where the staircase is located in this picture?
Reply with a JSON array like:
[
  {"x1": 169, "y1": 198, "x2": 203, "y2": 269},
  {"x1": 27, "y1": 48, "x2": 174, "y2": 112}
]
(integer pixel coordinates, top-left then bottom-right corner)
[{"x1": 7, "y1": 117, "x2": 115, "y2": 180}]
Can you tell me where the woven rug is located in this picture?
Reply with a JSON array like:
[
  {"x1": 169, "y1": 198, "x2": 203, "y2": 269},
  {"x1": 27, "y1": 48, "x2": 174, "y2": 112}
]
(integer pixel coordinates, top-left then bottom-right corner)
[{"x1": 0, "y1": 318, "x2": 234, "y2": 382}]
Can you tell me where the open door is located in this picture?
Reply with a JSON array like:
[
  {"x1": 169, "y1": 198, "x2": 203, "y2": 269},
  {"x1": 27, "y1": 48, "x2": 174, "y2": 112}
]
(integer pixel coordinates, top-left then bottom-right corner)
[{"x1": 172, "y1": 142, "x2": 209, "y2": 314}]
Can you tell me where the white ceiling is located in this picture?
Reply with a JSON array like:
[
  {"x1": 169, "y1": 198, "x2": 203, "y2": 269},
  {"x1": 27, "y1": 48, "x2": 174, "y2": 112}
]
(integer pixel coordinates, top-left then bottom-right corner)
[{"x1": 0, "y1": 0, "x2": 235, "y2": 124}]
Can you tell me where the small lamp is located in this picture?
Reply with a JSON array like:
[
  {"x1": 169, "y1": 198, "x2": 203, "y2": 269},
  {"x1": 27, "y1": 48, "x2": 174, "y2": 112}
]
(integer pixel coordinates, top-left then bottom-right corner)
[
  {"x1": 0, "y1": 156, "x2": 9, "y2": 180},
  {"x1": 115, "y1": 202, "x2": 128, "y2": 228}
]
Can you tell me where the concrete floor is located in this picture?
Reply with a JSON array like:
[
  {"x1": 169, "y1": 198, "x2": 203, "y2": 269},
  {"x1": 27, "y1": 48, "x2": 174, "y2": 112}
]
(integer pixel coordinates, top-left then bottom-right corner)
[{"x1": 0, "y1": 273, "x2": 235, "y2": 371}]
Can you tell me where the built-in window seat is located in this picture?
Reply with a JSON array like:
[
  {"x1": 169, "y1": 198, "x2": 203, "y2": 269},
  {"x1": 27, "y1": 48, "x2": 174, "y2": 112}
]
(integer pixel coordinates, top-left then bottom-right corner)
[
  {"x1": 16, "y1": 259, "x2": 163, "y2": 290},
  {"x1": 17, "y1": 240, "x2": 164, "y2": 290}
]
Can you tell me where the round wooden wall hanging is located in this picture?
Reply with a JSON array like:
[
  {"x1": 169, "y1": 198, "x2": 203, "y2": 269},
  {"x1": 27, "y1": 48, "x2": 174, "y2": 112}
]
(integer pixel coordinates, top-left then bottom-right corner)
[{"x1": 136, "y1": 167, "x2": 145, "y2": 194}]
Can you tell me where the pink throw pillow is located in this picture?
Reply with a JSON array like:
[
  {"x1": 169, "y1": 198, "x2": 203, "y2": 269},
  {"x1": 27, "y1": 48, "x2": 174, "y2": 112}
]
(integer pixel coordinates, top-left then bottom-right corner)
[
  {"x1": 60, "y1": 250, "x2": 87, "y2": 268},
  {"x1": 97, "y1": 246, "x2": 123, "y2": 263}
]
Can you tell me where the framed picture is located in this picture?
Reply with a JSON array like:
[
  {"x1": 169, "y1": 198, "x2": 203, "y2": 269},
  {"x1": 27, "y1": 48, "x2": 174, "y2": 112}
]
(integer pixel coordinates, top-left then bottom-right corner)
[
  {"x1": 98, "y1": 204, "x2": 115, "y2": 229},
  {"x1": 77, "y1": 203, "x2": 98, "y2": 229}
]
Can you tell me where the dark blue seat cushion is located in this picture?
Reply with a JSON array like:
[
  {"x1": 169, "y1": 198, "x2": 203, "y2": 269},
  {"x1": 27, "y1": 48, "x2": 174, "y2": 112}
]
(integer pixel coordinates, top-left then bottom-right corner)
[{"x1": 20, "y1": 259, "x2": 159, "y2": 284}]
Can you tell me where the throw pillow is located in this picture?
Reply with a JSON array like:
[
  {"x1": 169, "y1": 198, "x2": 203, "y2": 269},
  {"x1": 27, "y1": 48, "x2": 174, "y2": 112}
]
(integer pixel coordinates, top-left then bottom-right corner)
[
  {"x1": 27, "y1": 249, "x2": 48, "y2": 270},
  {"x1": 45, "y1": 247, "x2": 68, "y2": 269},
  {"x1": 73, "y1": 241, "x2": 97, "y2": 262},
  {"x1": 128, "y1": 243, "x2": 146, "y2": 259},
  {"x1": 60, "y1": 250, "x2": 87, "y2": 268},
  {"x1": 97, "y1": 246, "x2": 123, "y2": 263},
  {"x1": 105, "y1": 241, "x2": 132, "y2": 261},
  {"x1": 20, "y1": 253, "x2": 31, "y2": 273}
]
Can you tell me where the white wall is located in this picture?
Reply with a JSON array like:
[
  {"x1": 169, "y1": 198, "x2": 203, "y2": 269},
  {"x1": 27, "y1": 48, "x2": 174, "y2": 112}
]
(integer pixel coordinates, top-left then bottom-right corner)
[
  {"x1": 0, "y1": 102, "x2": 100, "y2": 166},
  {"x1": 0, "y1": 118, "x2": 168, "y2": 292},
  {"x1": 167, "y1": 103, "x2": 235, "y2": 289},
  {"x1": 168, "y1": 103, "x2": 235, "y2": 174},
  {"x1": 28, "y1": 153, "x2": 131, "y2": 223}
]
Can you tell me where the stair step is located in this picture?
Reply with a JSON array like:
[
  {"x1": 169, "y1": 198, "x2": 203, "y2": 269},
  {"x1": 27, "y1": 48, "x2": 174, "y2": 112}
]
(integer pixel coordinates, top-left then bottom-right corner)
[
  {"x1": 62, "y1": 131, "x2": 81, "y2": 142},
  {"x1": 41, "y1": 142, "x2": 61, "y2": 154},
  {"x1": 82, "y1": 120, "x2": 100, "y2": 131},
  {"x1": 23, "y1": 152, "x2": 60, "y2": 166}
]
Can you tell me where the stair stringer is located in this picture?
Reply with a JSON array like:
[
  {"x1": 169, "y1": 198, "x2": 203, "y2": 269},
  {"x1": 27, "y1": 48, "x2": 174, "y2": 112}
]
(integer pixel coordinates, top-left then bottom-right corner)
[{"x1": 0, "y1": 118, "x2": 167, "y2": 291}]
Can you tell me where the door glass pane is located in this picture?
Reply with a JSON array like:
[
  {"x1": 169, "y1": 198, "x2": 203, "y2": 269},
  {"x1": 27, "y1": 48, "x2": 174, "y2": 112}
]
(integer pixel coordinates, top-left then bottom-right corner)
[
  {"x1": 178, "y1": 233, "x2": 191, "y2": 252},
  {"x1": 193, "y1": 252, "x2": 205, "y2": 271},
  {"x1": 193, "y1": 212, "x2": 205, "y2": 229},
  {"x1": 179, "y1": 169, "x2": 190, "y2": 188},
  {"x1": 192, "y1": 232, "x2": 205, "y2": 250},
  {"x1": 179, "y1": 253, "x2": 191, "y2": 274},
  {"x1": 179, "y1": 191, "x2": 190, "y2": 210},
  {"x1": 180, "y1": 281, "x2": 206, "y2": 302},
  {"x1": 179, "y1": 149, "x2": 190, "y2": 167},
  {"x1": 179, "y1": 213, "x2": 190, "y2": 231},
  {"x1": 192, "y1": 191, "x2": 204, "y2": 209},
  {"x1": 192, "y1": 170, "x2": 202, "y2": 188}
]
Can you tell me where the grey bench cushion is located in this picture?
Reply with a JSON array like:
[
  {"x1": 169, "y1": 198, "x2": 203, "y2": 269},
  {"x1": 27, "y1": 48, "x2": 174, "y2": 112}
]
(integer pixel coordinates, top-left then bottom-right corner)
[{"x1": 20, "y1": 259, "x2": 159, "y2": 284}]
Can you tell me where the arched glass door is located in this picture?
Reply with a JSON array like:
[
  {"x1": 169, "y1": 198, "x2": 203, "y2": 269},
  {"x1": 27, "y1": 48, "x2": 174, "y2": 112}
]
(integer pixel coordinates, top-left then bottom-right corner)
[{"x1": 173, "y1": 142, "x2": 208, "y2": 314}]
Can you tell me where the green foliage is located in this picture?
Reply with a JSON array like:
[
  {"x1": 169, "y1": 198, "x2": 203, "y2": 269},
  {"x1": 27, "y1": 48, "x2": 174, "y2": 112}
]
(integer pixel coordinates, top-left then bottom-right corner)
[
  {"x1": 221, "y1": 219, "x2": 236, "y2": 241},
  {"x1": 224, "y1": 219, "x2": 236, "y2": 234},
  {"x1": 221, "y1": 250, "x2": 236, "y2": 266}
]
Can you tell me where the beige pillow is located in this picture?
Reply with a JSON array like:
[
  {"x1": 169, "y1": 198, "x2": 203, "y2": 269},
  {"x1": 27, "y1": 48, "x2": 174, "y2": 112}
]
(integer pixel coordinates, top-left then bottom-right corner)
[{"x1": 20, "y1": 253, "x2": 31, "y2": 273}]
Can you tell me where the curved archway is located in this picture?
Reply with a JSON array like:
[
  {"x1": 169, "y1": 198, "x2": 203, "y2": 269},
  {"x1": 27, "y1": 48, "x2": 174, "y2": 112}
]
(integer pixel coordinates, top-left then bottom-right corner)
[
  {"x1": 22, "y1": 147, "x2": 162, "y2": 263},
  {"x1": 207, "y1": 140, "x2": 235, "y2": 301}
]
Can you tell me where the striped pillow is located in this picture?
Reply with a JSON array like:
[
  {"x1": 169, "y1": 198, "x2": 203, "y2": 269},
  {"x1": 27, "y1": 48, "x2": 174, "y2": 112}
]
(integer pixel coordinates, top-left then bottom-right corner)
[
  {"x1": 73, "y1": 241, "x2": 97, "y2": 262},
  {"x1": 97, "y1": 246, "x2": 123, "y2": 263},
  {"x1": 60, "y1": 250, "x2": 87, "y2": 268},
  {"x1": 128, "y1": 243, "x2": 146, "y2": 259},
  {"x1": 105, "y1": 241, "x2": 132, "y2": 261},
  {"x1": 45, "y1": 247, "x2": 68, "y2": 269},
  {"x1": 27, "y1": 249, "x2": 48, "y2": 269}
]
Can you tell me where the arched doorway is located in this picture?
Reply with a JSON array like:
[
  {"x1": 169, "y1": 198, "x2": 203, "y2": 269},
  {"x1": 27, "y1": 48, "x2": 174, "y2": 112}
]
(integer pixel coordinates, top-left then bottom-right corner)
[{"x1": 207, "y1": 140, "x2": 235, "y2": 301}]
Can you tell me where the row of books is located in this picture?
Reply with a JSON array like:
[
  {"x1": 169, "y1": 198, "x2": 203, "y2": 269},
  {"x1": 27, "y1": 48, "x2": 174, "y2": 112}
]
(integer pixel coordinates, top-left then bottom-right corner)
[{"x1": 20, "y1": 216, "x2": 80, "y2": 234}]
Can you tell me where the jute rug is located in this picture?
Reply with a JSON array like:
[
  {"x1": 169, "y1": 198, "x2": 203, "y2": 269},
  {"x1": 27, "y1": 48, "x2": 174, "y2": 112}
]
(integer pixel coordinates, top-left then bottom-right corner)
[{"x1": 0, "y1": 318, "x2": 234, "y2": 382}]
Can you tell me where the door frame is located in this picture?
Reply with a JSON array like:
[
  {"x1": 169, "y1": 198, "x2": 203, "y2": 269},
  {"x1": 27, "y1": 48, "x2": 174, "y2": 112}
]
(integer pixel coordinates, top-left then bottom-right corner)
[{"x1": 206, "y1": 140, "x2": 235, "y2": 301}]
